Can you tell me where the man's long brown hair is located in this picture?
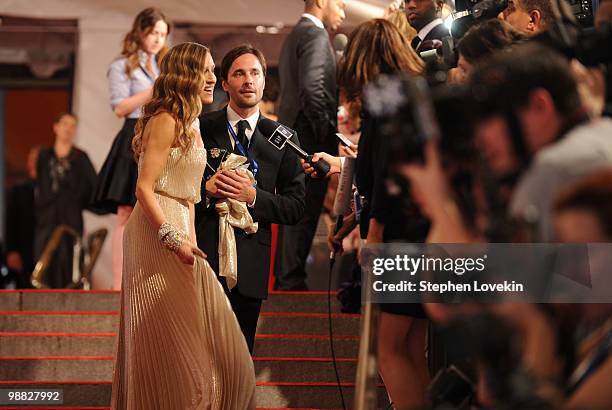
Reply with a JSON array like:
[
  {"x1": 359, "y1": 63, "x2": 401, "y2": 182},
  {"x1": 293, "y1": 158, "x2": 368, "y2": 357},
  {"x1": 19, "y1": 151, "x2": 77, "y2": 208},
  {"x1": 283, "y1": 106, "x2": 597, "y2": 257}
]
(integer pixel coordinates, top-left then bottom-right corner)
[
  {"x1": 121, "y1": 7, "x2": 171, "y2": 78},
  {"x1": 132, "y1": 42, "x2": 210, "y2": 158},
  {"x1": 338, "y1": 18, "x2": 424, "y2": 103}
]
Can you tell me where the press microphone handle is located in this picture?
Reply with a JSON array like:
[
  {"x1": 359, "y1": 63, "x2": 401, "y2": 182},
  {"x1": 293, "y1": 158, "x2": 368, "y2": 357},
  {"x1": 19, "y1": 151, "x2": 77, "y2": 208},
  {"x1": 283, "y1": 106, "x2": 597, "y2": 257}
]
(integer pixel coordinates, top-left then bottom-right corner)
[{"x1": 306, "y1": 155, "x2": 331, "y2": 177}]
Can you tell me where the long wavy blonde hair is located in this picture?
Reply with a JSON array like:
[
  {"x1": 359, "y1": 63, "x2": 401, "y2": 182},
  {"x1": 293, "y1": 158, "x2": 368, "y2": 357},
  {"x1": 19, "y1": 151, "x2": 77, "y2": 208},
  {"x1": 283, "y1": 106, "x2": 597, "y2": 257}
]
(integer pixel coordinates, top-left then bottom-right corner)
[
  {"x1": 132, "y1": 42, "x2": 211, "y2": 158},
  {"x1": 121, "y1": 7, "x2": 171, "y2": 78}
]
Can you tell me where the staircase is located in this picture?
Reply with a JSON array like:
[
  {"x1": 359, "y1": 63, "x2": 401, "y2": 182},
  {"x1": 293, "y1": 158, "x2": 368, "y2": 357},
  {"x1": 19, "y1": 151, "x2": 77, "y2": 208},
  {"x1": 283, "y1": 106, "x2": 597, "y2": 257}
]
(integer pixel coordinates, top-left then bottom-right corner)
[{"x1": 0, "y1": 289, "x2": 387, "y2": 409}]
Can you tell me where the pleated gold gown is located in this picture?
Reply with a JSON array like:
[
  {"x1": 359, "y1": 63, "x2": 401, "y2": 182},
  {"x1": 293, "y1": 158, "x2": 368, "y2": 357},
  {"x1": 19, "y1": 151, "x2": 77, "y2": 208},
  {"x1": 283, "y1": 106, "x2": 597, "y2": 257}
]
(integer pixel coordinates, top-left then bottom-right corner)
[{"x1": 111, "y1": 132, "x2": 256, "y2": 409}]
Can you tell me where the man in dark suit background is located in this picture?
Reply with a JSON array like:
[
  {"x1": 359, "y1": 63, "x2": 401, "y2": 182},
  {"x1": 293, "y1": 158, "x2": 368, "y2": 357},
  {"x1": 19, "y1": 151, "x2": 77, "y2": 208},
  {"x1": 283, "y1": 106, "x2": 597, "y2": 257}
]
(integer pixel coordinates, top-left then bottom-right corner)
[
  {"x1": 405, "y1": 0, "x2": 450, "y2": 52},
  {"x1": 196, "y1": 45, "x2": 305, "y2": 353},
  {"x1": 276, "y1": 0, "x2": 346, "y2": 291},
  {"x1": 5, "y1": 147, "x2": 39, "y2": 288}
]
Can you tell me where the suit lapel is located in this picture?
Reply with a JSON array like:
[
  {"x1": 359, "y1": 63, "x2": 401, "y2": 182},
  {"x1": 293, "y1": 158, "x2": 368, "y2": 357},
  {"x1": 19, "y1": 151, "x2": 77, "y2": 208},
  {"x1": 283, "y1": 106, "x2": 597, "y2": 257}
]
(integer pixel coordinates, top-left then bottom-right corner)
[
  {"x1": 251, "y1": 114, "x2": 278, "y2": 190},
  {"x1": 204, "y1": 108, "x2": 233, "y2": 152}
]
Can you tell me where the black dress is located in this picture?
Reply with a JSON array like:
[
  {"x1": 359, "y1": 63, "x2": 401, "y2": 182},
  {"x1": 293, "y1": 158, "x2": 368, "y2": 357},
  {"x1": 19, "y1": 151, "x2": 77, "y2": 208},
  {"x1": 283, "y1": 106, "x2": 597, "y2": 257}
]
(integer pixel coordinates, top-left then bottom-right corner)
[
  {"x1": 90, "y1": 118, "x2": 138, "y2": 214},
  {"x1": 355, "y1": 112, "x2": 430, "y2": 316},
  {"x1": 34, "y1": 146, "x2": 97, "y2": 288}
]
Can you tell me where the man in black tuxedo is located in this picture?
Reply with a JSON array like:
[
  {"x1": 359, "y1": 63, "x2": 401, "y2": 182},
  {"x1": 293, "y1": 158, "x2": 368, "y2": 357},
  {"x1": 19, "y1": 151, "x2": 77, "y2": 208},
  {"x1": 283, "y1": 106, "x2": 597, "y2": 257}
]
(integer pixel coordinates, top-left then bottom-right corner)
[
  {"x1": 405, "y1": 0, "x2": 449, "y2": 52},
  {"x1": 276, "y1": 0, "x2": 345, "y2": 291},
  {"x1": 196, "y1": 45, "x2": 305, "y2": 353}
]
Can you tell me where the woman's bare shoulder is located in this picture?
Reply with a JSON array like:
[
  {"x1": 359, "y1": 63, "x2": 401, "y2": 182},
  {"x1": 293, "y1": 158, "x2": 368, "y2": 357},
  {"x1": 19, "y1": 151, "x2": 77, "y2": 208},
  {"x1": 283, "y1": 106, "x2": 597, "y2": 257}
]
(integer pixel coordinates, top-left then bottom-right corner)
[
  {"x1": 143, "y1": 112, "x2": 176, "y2": 148},
  {"x1": 148, "y1": 111, "x2": 176, "y2": 128}
]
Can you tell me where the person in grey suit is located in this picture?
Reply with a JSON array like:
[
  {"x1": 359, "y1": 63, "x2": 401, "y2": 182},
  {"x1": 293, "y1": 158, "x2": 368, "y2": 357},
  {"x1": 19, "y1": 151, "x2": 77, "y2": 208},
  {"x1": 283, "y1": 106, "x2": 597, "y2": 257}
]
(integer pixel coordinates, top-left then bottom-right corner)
[
  {"x1": 196, "y1": 45, "x2": 305, "y2": 353},
  {"x1": 276, "y1": 0, "x2": 346, "y2": 291}
]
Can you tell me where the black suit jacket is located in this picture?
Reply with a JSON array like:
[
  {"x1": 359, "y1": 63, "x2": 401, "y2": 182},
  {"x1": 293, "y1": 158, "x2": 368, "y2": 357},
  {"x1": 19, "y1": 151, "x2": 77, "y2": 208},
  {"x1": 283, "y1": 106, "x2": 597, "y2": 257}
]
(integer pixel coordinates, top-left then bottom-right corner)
[
  {"x1": 414, "y1": 22, "x2": 450, "y2": 52},
  {"x1": 278, "y1": 17, "x2": 338, "y2": 154},
  {"x1": 422, "y1": 22, "x2": 450, "y2": 42},
  {"x1": 6, "y1": 179, "x2": 36, "y2": 274},
  {"x1": 195, "y1": 109, "x2": 306, "y2": 299}
]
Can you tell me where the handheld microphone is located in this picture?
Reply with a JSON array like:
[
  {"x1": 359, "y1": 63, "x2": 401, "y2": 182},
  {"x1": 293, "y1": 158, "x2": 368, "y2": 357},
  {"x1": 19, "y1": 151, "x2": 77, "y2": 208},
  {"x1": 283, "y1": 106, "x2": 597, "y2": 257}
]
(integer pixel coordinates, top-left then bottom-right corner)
[
  {"x1": 258, "y1": 118, "x2": 331, "y2": 177},
  {"x1": 333, "y1": 33, "x2": 348, "y2": 60}
]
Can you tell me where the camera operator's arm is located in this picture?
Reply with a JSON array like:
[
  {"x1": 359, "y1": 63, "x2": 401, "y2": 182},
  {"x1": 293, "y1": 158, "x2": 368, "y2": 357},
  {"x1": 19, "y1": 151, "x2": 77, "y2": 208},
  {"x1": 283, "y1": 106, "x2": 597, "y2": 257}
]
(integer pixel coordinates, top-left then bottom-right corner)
[{"x1": 399, "y1": 142, "x2": 477, "y2": 243}]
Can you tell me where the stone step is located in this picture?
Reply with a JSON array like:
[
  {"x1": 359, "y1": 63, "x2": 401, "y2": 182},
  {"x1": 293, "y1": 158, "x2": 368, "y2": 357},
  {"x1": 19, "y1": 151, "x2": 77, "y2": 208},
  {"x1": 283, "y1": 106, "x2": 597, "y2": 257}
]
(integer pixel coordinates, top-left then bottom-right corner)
[
  {"x1": 254, "y1": 358, "x2": 357, "y2": 383},
  {"x1": 0, "y1": 382, "x2": 389, "y2": 408},
  {"x1": 253, "y1": 335, "x2": 358, "y2": 358},
  {"x1": 0, "y1": 311, "x2": 360, "y2": 336},
  {"x1": 0, "y1": 291, "x2": 119, "y2": 312},
  {"x1": 0, "y1": 313, "x2": 119, "y2": 333},
  {"x1": 256, "y1": 383, "x2": 389, "y2": 408},
  {"x1": 0, "y1": 291, "x2": 347, "y2": 314},
  {"x1": 258, "y1": 312, "x2": 360, "y2": 336},
  {"x1": 0, "y1": 334, "x2": 116, "y2": 356},
  {"x1": 0, "y1": 357, "x2": 360, "y2": 384},
  {"x1": 0, "y1": 333, "x2": 359, "y2": 358},
  {"x1": 0, "y1": 358, "x2": 113, "y2": 382},
  {"x1": 263, "y1": 292, "x2": 344, "y2": 313},
  {"x1": 0, "y1": 291, "x2": 20, "y2": 310}
]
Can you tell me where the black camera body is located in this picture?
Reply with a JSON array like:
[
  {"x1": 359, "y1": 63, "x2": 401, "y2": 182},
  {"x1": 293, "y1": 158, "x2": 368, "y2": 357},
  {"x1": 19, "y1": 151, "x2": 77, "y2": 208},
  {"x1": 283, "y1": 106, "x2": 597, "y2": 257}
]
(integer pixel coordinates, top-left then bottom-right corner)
[
  {"x1": 567, "y1": 0, "x2": 597, "y2": 27},
  {"x1": 363, "y1": 74, "x2": 440, "y2": 165}
]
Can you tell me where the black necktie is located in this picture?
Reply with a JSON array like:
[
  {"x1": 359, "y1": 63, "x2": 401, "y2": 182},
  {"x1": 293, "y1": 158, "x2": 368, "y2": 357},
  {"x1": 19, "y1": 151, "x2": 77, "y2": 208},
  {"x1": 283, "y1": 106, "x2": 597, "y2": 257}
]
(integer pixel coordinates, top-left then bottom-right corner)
[
  {"x1": 411, "y1": 36, "x2": 421, "y2": 51},
  {"x1": 236, "y1": 120, "x2": 249, "y2": 151}
]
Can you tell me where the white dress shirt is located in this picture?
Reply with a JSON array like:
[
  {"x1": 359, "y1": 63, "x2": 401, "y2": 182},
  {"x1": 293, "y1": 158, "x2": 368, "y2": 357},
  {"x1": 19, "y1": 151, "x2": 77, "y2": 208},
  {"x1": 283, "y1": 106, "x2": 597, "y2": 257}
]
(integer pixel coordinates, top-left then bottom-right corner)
[
  {"x1": 226, "y1": 104, "x2": 260, "y2": 207},
  {"x1": 226, "y1": 104, "x2": 260, "y2": 148},
  {"x1": 302, "y1": 13, "x2": 325, "y2": 29}
]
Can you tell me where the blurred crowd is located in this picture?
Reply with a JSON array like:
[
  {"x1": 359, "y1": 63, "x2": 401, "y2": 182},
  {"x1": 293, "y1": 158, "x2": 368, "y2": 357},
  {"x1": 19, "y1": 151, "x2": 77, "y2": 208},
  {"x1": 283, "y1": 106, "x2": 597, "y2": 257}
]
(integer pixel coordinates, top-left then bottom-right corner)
[{"x1": 306, "y1": 0, "x2": 612, "y2": 408}]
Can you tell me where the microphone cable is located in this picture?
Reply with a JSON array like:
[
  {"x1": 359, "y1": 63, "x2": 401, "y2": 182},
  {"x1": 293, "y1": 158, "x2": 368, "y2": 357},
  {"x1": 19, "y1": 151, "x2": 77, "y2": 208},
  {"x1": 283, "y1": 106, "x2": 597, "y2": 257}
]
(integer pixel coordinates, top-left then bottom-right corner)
[{"x1": 329, "y1": 215, "x2": 347, "y2": 410}]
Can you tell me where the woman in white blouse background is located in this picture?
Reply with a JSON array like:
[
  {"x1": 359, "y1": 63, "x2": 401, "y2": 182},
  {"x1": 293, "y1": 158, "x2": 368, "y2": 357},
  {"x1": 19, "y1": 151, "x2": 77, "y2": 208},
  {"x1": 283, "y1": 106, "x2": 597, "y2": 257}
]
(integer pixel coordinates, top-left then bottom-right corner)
[{"x1": 92, "y1": 7, "x2": 170, "y2": 289}]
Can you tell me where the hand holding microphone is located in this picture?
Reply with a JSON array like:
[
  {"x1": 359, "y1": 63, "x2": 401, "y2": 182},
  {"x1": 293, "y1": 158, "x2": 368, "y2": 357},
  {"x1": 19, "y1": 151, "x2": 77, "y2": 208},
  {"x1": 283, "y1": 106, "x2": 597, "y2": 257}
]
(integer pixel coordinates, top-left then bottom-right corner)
[
  {"x1": 258, "y1": 118, "x2": 332, "y2": 177},
  {"x1": 301, "y1": 133, "x2": 357, "y2": 178},
  {"x1": 301, "y1": 152, "x2": 341, "y2": 178},
  {"x1": 304, "y1": 154, "x2": 332, "y2": 177}
]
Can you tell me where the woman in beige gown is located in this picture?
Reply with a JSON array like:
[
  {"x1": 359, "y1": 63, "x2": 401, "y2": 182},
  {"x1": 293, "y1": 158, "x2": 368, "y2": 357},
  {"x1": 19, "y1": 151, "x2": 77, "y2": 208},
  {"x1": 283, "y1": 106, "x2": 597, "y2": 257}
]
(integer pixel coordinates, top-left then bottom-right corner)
[{"x1": 111, "y1": 42, "x2": 255, "y2": 410}]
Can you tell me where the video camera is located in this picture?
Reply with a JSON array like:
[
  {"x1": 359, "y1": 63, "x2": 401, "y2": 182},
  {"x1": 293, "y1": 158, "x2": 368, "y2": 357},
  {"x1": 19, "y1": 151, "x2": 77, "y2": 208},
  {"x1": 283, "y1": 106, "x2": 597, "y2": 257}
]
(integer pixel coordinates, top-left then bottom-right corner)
[{"x1": 425, "y1": 0, "x2": 606, "y2": 71}]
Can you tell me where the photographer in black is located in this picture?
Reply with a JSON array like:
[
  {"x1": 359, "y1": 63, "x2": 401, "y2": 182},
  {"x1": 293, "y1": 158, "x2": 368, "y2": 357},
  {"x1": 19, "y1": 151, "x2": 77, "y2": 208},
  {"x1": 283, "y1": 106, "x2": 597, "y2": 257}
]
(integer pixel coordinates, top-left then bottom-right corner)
[{"x1": 396, "y1": 42, "x2": 612, "y2": 408}]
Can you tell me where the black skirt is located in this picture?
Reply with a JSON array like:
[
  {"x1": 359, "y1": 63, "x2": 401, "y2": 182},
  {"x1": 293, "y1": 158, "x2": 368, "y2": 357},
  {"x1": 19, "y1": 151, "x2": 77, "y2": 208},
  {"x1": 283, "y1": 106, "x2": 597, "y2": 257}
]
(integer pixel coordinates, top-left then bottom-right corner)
[
  {"x1": 379, "y1": 302, "x2": 426, "y2": 318},
  {"x1": 91, "y1": 118, "x2": 138, "y2": 214}
]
